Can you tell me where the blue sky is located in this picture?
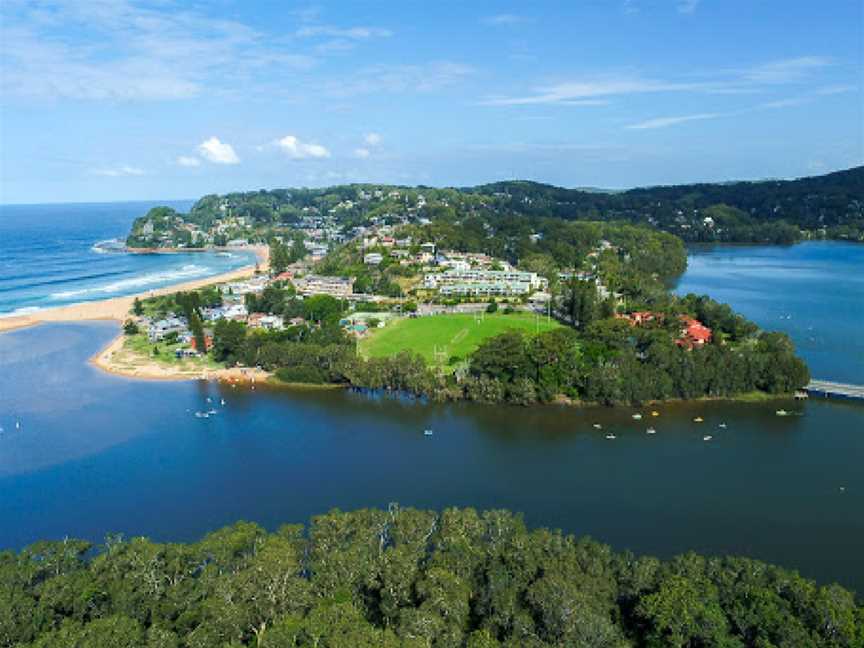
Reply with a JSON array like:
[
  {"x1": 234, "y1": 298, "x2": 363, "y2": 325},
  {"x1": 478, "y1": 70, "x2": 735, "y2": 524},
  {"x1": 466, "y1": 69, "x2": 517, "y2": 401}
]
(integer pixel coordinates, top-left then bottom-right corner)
[{"x1": 0, "y1": 0, "x2": 861, "y2": 203}]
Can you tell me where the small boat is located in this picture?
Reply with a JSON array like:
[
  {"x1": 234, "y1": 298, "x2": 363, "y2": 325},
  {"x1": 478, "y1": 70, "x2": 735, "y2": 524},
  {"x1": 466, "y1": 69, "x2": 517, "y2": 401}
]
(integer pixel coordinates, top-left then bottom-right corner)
[
  {"x1": 703, "y1": 435, "x2": 713, "y2": 441},
  {"x1": 206, "y1": 397, "x2": 212, "y2": 403},
  {"x1": 207, "y1": 409, "x2": 217, "y2": 415},
  {"x1": 424, "y1": 429, "x2": 434, "y2": 436},
  {"x1": 646, "y1": 427, "x2": 656, "y2": 435},
  {"x1": 693, "y1": 417, "x2": 704, "y2": 423},
  {"x1": 194, "y1": 411, "x2": 209, "y2": 418},
  {"x1": 592, "y1": 423, "x2": 602, "y2": 429},
  {"x1": 718, "y1": 423, "x2": 727, "y2": 429},
  {"x1": 15, "y1": 421, "x2": 20, "y2": 430},
  {"x1": 220, "y1": 399, "x2": 226, "y2": 406},
  {"x1": 632, "y1": 413, "x2": 642, "y2": 420},
  {"x1": 775, "y1": 409, "x2": 789, "y2": 416},
  {"x1": 605, "y1": 434, "x2": 616, "y2": 440},
  {"x1": 651, "y1": 411, "x2": 660, "y2": 417}
]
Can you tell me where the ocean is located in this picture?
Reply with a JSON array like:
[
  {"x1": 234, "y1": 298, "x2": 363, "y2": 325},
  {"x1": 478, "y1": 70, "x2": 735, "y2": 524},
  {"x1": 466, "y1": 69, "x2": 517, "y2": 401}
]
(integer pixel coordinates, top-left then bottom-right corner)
[{"x1": 0, "y1": 201, "x2": 258, "y2": 315}]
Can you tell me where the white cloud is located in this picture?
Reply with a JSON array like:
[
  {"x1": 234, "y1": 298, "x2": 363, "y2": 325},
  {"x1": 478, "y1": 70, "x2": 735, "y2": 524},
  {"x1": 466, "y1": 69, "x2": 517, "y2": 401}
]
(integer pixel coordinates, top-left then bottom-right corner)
[
  {"x1": 743, "y1": 57, "x2": 831, "y2": 84},
  {"x1": 482, "y1": 78, "x2": 701, "y2": 106},
  {"x1": 274, "y1": 135, "x2": 330, "y2": 159},
  {"x1": 484, "y1": 55, "x2": 836, "y2": 107},
  {"x1": 296, "y1": 26, "x2": 392, "y2": 39},
  {"x1": 677, "y1": 0, "x2": 701, "y2": 14},
  {"x1": 91, "y1": 164, "x2": 145, "y2": 177},
  {"x1": 354, "y1": 148, "x2": 371, "y2": 159},
  {"x1": 0, "y1": 1, "x2": 317, "y2": 102},
  {"x1": 176, "y1": 155, "x2": 201, "y2": 167},
  {"x1": 364, "y1": 132, "x2": 382, "y2": 146},
  {"x1": 198, "y1": 137, "x2": 240, "y2": 164},
  {"x1": 626, "y1": 112, "x2": 725, "y2": 130},
  {"x1": 327, "y1": 61, "x2": 475, "y2": 97}
]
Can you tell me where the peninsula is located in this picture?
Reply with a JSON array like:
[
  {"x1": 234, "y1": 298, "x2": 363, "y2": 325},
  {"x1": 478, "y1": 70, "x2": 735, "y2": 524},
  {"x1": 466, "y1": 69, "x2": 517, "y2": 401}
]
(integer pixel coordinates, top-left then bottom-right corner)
[{"x1": 85, "y1": 183, "x2": 812, "y2": 405}]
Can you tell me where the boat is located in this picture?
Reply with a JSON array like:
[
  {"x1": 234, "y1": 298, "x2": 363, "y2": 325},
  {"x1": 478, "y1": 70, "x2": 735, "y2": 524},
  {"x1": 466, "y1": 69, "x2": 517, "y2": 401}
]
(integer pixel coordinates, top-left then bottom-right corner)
[
  {"x1": 718, "y1": 423, "x2": 727, "y2": 429},
  {"x1": 424, "y1": 429, "x2": 434, "y2": 436},
  {"x1": 703, "y1": 435, "x2": 713, "y2": 441},
  {"x1": 207, "y1": 409, "x2": 217, "y2": 415},
  {"x1": 15, "y1": 421, "x2": 20, "y2": 429},
  {"x1": 775, "y1": 409, "x2": 789, "y2": 416},
  {"x1": 693, "y1": 417, "x2": 704, "y2": 423},
  {"x1": 646, "y1": 427, "x2": 656, "y2": 435},
  {"x1": 605, "y1": 434, "x2": 616, "y2": 440},
  {"x1": 220, "y1": 399, "x2": 226, "y2": 406},
  {"x1": 194, "y1": 412, "x2": 209, "y2": 418},
  {"x1": 632, "y1": 413, "x2": 642, "y2": 420},
  {"x1": 651, "y1": 411, "x2": 660, "y2": 417},
  {"x1": 592, "y1": 423, "x2": 602, "y2": 429}
]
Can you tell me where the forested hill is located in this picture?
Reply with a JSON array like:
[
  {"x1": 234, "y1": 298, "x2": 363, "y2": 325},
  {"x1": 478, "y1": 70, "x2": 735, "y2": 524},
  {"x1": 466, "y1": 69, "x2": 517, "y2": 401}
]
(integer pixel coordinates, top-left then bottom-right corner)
[
  {"x1": 471, "y1": 165, "x2": 864, "y2": 243},
  {"x1": 128, "y1": 166, "x2": 863, "y2": 248},
  {"x1": 4, "y1": 507, "x2": 861, "y2": 647}
]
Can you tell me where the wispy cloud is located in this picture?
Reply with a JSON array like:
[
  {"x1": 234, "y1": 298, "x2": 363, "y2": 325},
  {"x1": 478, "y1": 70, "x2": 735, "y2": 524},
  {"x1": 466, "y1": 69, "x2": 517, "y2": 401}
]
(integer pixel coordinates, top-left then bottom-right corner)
[
  {"x1": 272, "y1": 135, "x2": 330, "y2": 159},
  {"x1": 626, "y1": 112, "x2": 725, "y2": 130},
  {"x1": 482, "y1": 14, "x2": 531, "y2": 26},
  {"x1": 364, "y1": 132, "x2": 382, "y2": 146},
  {"x1": 483, "y1": 56, "x2": 835, "y2": 106},
  {"x1": 677, "y1": 0, "x2": 701, "y2": 14},
  {"x1": 198, "y1": 137, "x2": 240, "y2": 164},
  {"x1": 742, "y1": 56, "x2": 831, "y2": 83},
  {"x1": 481, "y1": 78, "x2": 703, "y2": 106},
  {"x1": 625, "y1": 91, "x2": 818, "y2": 130},
  {"x1": 295, "y1": 25, "x2": 393, "y2": 39},
  {"x1": 353, "y1": 148, "x2": 371, "y2": 159},
  {"x1": 91, "y1": 164, "x2": 145, "y2": 177},
  {"x1": 0, "y1": 0, "x2": 316, "y2": 101},
  {"x1": 328, "y1": 62, "x2": 475, "y2": 97}
]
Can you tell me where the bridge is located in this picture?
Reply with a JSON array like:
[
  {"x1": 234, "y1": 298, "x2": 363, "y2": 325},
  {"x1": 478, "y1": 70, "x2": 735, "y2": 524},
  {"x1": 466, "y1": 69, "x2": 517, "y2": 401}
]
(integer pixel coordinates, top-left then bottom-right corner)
[{"x1": 804, "y1": 380, "x2": 864, "y2": 400}]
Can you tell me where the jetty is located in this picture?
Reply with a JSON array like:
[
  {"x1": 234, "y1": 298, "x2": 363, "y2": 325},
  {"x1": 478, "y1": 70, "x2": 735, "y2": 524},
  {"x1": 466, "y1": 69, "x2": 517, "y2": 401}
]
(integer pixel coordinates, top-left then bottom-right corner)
[{"x1": 804, "y1": 380, "x2": 864, "y2": 401}]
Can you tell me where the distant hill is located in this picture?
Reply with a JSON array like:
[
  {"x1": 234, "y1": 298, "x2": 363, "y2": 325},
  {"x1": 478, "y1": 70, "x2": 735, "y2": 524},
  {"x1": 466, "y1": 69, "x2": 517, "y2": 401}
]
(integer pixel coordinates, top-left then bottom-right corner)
[
  {"x1": 130, "y1": 167, "x2": 864, "y2": 247},
  {"x1": 468, "y1": 166, "x2": 864, "y2": 242}
]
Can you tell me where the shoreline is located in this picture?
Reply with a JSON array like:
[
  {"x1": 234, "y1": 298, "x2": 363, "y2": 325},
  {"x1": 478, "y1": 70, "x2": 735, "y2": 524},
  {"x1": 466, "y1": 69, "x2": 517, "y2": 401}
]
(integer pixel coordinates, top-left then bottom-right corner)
[
  {"x1": 88, "y1": 333, "x2": 272, "y2": 383},
  {"x1": 0, "y1": 245, "x2": 268, "y2": 335}
]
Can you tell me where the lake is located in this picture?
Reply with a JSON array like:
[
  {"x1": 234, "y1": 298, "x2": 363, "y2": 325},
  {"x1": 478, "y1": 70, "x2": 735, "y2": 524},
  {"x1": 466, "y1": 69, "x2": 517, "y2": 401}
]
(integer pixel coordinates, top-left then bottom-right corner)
[{"x1": 0, "y1": 242, "x2": 862, "y2": 595}]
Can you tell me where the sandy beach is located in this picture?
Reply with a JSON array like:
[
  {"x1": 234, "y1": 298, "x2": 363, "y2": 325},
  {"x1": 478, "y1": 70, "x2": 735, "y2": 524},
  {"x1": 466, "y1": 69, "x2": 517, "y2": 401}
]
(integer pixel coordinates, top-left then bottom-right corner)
[
  {"x1": 90, "y1": 332, "x2": 271, "y2": 383},
  {"x1": 1, "y1": 244, "x2": 272, "y2": 382},
  {"x1": 0, "y1": 245, "x2": 268, "y2": 334}
]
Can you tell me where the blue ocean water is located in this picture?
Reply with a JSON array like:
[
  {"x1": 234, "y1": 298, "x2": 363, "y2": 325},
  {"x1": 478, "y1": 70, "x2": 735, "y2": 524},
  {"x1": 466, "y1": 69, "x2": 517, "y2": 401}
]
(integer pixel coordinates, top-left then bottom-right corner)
[{"x1": 0, "y1": 201, "x2": 258, "y2": 315}]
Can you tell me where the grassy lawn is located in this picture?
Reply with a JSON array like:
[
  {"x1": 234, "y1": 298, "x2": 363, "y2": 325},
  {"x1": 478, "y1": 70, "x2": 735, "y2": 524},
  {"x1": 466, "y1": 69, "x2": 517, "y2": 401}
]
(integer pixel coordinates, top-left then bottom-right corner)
[
  {"x1": 359, "y1": 312, "x2": 561, "y2": 370},
  {"x1": 123, "y1": 334, "x2": 223, "y2": 370}
]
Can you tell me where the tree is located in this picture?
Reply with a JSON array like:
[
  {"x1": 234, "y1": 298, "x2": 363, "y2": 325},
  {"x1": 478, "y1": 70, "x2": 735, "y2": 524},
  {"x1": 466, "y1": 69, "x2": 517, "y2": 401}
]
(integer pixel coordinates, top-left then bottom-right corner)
[
  {"x1": 269, "y1": 239, "x2": 291, "y2": 274},
  {"x1": 212, "y1": 319, "x2": 247, "y2": 363},
  {"x1": 132, "y1": 298, "x2": 144, "y2": 316},
  {"x1": 122, "y1": 320, "x2": 139, "y2": 336}
]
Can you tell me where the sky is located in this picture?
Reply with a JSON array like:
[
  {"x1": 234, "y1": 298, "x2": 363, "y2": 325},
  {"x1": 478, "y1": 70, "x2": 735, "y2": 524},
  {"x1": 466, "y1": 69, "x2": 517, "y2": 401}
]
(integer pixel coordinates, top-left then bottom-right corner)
[{"x1": 0, "y1": 0, "x2": 862, "y2": 204}]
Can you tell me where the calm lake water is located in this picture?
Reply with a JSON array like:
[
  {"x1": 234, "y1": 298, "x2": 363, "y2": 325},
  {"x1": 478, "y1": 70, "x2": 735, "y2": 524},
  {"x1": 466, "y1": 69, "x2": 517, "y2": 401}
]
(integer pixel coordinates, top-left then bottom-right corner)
[
  {"x1": 676, "y1": 241, "x2": 864, "y2": 384},
  {"x1": 0, "y1": 201, "x2": 257, "y2": 315},
  {"x1": 0, "y1": 243, "x2": 862, "y2": 595}
]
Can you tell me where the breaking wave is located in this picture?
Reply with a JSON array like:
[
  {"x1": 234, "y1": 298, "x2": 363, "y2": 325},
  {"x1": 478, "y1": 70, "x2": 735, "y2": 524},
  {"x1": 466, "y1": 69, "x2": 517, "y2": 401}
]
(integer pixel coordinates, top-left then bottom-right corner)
[{"x1": 49, "y1": 264, "x2": 210, "y2": 300}]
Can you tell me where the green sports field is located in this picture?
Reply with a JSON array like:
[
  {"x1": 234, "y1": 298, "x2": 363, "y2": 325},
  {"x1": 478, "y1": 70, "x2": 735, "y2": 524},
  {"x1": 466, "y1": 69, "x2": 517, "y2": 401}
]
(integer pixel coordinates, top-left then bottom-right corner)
[{"x1": 359, "y1": 312, "x2": 561, "y2": 369}]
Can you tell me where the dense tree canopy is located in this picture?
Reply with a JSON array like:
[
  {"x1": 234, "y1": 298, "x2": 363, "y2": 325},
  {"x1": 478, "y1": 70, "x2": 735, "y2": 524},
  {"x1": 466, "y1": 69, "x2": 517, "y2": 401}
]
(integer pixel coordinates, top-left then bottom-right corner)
[{"x1": 3, "y1": 507, "x2": 860, "y2": 648}]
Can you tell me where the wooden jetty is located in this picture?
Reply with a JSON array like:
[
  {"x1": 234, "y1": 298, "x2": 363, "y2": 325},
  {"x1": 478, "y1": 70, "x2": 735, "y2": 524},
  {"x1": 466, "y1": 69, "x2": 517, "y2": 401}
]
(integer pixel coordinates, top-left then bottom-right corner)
[{"x1": 804, "y1": 380, "x2": 864, "y2": 401}]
